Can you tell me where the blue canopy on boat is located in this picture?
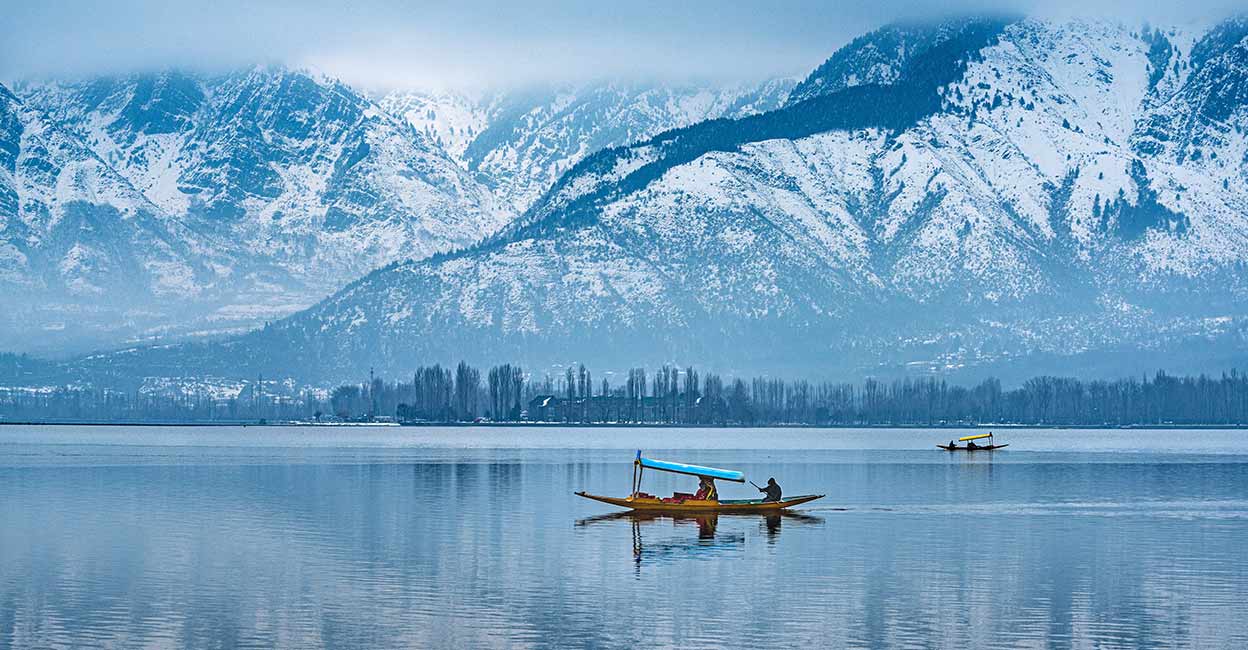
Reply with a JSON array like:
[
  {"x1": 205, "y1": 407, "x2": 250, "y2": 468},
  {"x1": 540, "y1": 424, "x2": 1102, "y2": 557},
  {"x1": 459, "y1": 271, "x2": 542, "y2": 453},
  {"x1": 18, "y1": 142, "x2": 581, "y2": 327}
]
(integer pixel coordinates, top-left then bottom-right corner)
[{"x1": 636, "y1": 453, "x2": 745, "y2": 482}]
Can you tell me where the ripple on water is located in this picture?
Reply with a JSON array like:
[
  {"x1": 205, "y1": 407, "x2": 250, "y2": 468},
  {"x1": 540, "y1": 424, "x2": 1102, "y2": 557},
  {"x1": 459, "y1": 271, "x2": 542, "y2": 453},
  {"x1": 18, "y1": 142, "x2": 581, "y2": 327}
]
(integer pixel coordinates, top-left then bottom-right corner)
[{"x1": 2, "y1": 428, "x2": 1248, "y2": 648}]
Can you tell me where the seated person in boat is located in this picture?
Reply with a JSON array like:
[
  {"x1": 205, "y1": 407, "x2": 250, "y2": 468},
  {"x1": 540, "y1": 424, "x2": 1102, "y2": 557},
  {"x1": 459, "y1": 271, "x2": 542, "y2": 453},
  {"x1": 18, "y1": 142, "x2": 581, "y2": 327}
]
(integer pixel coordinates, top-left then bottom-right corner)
[
  {"x1": 966, "y1": 440, "x2": 979, "y2": 450},
  {"x1": 948, "y1": 439, "x2": 957, "y2": 449},
  {"x1": 758, "y1": 477, "x2": 782, "y2": 502},
  {"x1": 694, "y1": 477, "x2": 718, "y2": 501}
]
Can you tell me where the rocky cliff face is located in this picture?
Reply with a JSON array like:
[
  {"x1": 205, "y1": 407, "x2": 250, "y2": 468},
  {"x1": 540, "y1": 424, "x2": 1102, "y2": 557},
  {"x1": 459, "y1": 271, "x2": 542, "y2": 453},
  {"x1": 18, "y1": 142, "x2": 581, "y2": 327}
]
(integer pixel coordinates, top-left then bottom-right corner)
[
  {"x1": 4, "y1": 69, "x2": 796, "y2": 354},
  {"x1": 0, "y1": 81, "x2": 222, "y2": 351},
  {"x1": 5, "y1": 68, "x2": 515, "y2": 351},
  {"x1": 20, "y1": 68, "x2": 516, "y2": 287},
  {"x1": 379, "y1": 79, "x2": 796, "y2": 212}
]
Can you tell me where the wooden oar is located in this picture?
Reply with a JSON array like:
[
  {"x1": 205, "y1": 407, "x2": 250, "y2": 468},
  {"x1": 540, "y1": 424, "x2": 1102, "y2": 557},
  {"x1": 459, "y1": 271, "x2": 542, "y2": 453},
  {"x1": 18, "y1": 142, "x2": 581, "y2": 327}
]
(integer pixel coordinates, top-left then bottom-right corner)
[{"x1": 750, "y1": 480, "x2": 763, "y2": 490}]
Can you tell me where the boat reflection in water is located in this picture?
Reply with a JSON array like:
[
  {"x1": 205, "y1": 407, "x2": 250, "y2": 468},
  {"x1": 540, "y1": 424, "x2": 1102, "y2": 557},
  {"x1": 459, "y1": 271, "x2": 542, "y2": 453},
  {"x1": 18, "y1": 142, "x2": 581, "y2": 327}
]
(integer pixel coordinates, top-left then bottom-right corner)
[
  {"x1": 575, "y1": 511, "x2": 824, "y2": 568},
  {"x1": 761, "y1": 511, "x2": 823, "y2": 542}
]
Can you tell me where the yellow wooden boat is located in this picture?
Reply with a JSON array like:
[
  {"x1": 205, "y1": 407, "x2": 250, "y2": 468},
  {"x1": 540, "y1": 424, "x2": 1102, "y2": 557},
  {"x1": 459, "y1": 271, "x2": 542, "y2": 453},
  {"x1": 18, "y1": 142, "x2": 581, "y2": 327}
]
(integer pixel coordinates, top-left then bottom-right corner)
[
  {"x1": 575, "y1": 451, "x2": 824, "y2": 512},
  {"x1": 575, "y1": 491, "x2": 825, "y2": 512},
  {"x1": 938, "y1": 432, "x2": 1009, "y2": 451}
]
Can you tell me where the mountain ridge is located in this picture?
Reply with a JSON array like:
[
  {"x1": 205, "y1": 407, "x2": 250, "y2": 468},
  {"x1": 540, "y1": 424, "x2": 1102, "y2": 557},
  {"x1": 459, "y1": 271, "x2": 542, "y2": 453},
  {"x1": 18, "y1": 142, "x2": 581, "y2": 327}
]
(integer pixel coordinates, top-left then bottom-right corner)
[
  {"x1": 5, "y1": 69, "x2": 792, "y2": 353},
  {"x1": 211, "y1": 15, "x2": 1248, "y2": 383},
  {"x1": 12, "y1": 15, "x2": 1248, "y2": 385},
  {"x1": 378, "y1": 78, "x2": 796, "y2": 212}
]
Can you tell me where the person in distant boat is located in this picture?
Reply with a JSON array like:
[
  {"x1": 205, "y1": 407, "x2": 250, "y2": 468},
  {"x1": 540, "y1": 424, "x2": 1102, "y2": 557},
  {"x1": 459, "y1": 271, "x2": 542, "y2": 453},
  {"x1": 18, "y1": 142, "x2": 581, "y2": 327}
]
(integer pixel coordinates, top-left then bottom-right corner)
[
  {"x1": 759, "y1": 477, "x2": 782, "y2": 502},
  {"x1": 695, "y1": 477, "x2": 718, "y2": 501},
  {"x1": 967, "y1": 440, "x2": 978, "y2": 450},
  {"x1": 949, "y1": 440, "x2": 957, "y2": 449}
]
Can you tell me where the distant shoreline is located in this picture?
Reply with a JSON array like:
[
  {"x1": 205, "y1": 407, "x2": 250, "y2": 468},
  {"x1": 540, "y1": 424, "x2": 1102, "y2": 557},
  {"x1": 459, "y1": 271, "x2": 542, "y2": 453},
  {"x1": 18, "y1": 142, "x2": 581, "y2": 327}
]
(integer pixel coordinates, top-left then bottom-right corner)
[{"x1": 1, "y1": 420, "x2": 1246, "y2": 430}]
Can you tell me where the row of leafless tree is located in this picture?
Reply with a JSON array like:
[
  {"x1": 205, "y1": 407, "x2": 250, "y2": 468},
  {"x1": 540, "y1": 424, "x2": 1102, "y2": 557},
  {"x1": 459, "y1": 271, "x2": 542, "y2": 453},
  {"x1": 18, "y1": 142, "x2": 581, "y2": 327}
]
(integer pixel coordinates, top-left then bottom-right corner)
[{"x1": 5, "y1": 365, "x2": 1248, "y2": 426}]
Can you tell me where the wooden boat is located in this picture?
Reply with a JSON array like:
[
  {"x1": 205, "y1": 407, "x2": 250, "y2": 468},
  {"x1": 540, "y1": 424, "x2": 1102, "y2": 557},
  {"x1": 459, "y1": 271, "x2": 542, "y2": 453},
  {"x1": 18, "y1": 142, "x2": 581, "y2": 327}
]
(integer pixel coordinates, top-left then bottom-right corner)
[
  {"x1": 575, "y1": 509, "x2": 827, "y2": 527},
  {"x1": 575, "y1": 451, "x2": 824, "y2": 512},
  {"x1": 938, "y1": 432, "x2": 1009, "y2": 451},
  {"x1": 575, "y1": 491, "x2": 824, "y2": 512}
]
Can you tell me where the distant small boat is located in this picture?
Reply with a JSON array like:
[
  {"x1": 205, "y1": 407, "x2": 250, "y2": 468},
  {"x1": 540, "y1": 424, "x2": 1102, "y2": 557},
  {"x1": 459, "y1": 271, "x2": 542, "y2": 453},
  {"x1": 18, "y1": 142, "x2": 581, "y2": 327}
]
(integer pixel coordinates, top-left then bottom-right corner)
[
  {"x1": 938, "y1": 432, "x2": 1008, "y2": 451},
  {"x1": 575, "y1": 452, "x2": 824, "y2": 512}
]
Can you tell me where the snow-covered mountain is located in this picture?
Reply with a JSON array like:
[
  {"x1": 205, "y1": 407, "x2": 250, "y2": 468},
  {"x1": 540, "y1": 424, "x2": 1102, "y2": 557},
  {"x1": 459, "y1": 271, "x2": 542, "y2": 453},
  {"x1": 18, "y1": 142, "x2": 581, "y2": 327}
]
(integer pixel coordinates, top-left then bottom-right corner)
[
  {"x1": 0, "y1": 82, "x2": 225, "y2": 352},
  {"x1": 378, "y1": 79, "x2": 796, "y2": 212},
  {"x1": 121, "y1": 15, "x2": 1248, "y2": 384},
  {"x1": 3, "y1": 69, "x2": 797, "y2": 354},
  {"x1": 4, "y1": 68, "x2": 518, "y2": 351}
]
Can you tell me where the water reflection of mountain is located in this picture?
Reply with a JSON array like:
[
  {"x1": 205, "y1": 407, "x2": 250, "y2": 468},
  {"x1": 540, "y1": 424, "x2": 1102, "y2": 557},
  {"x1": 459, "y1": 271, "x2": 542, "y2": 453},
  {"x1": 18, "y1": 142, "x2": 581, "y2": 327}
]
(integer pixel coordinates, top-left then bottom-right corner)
[
  {"x1": 576, "y1": 511, "x2": 824, "y2": 566},
  {"x1": 7, "y1": 445, "x2": 1248, "y2": 648}
]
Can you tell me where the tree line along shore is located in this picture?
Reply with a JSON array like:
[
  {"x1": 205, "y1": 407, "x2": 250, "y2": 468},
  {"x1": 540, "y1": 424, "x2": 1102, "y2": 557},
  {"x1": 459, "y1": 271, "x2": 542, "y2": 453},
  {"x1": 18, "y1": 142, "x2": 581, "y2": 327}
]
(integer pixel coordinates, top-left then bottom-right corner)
[{"x1": 3, "y1": 363, "x2": 1248, "y2": 427}]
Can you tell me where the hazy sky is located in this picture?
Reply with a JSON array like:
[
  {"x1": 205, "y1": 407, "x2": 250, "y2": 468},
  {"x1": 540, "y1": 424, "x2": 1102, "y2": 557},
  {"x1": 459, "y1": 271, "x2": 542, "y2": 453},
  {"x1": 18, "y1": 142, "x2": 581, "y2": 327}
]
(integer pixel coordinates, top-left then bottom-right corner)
[{"x1": 3, "y1": 0, "x2": 1240, "y2": 90}]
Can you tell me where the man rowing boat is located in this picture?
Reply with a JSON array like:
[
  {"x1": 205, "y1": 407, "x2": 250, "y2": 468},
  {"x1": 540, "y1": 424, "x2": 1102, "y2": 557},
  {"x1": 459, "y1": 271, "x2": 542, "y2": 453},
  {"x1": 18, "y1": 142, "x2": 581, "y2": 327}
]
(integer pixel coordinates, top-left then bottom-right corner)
[
  {"x1": 577, "y1": 453, "x2": 824, "y2": 512},
  {"x1": 756, "y1": 477, "x2": 782, "y2": 503}
]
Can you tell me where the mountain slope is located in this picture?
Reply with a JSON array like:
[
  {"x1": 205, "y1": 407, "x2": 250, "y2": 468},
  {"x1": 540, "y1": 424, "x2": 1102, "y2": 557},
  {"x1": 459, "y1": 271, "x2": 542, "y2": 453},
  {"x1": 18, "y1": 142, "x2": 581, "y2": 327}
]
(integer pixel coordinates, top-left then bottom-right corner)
[
  {"x1": 7, "y1": 71, "x2": 802, "y2": 354},
  {"x1": 0, "y1": 82, "x2": 226, "y2": 351},
  {"x1": 6, "y1": 68, "x2": 516, "y2": 351},
  {"x1": 378, "y1": 79, "x2": 796, "y2": 212},
  {"x1": 55, "y1": 16, "x2": 1248, "y2": 383},
  {"x1": 787, "y1": 17, "x2": 1009, "y2": 104},
  {"x1": 22, "y1": 68, "x2": 515, "y2": 287}
]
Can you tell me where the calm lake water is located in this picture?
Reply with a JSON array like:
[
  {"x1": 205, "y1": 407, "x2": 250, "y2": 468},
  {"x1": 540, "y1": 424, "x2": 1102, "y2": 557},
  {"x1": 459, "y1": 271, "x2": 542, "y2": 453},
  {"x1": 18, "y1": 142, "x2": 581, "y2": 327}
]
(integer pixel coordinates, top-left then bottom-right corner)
[{"x1": 2, "y1": 426, "x2": 1247, "y2": 649}]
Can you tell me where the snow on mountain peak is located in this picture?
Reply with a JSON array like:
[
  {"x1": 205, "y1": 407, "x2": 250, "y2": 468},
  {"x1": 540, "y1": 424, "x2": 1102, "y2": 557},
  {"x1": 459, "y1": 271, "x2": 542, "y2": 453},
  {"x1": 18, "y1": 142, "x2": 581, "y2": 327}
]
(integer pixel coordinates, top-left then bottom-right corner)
[
  {"x1": 379, "y1": 78, "x2": 796, "y2": 212},
  {"x1": 7, "y1": 15, "x2": 1248, "y2": 382},
  {"x1": 167, "y1": 16, "x2": 1248, "y2": 383},
  {"x1": 3, "y1": 69, "x2": 801, "y2": 354}
]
